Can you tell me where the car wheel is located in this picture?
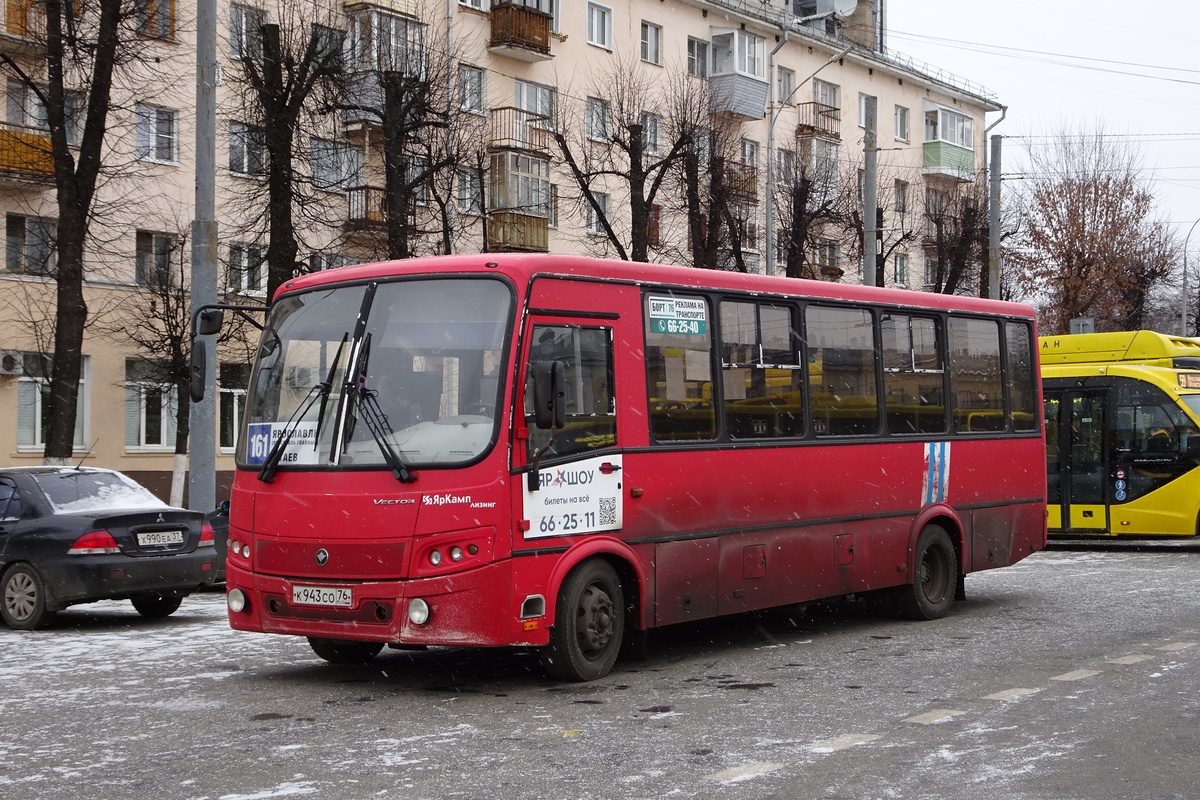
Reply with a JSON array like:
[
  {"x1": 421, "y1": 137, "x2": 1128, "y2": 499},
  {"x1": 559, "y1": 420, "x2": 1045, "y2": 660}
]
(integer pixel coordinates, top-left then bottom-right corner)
[
  {"x1": 130, "y1": 592, "x2": 184, "y2": 619},
  {"x1": 540, "y1": 559, "x2": 625, "y2": 681},
  {"x1": 2, "y1": 563, "x2": 56, "y2": 630},
  {"x1": 307, "y1": 637, "x2": 384, "y2": 664}
]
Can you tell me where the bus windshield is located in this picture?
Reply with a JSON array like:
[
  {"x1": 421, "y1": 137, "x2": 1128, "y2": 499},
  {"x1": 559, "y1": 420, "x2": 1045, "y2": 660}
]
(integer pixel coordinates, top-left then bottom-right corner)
[{"x1": 239, "y1": 277, "x2": 511, "y2": 472}]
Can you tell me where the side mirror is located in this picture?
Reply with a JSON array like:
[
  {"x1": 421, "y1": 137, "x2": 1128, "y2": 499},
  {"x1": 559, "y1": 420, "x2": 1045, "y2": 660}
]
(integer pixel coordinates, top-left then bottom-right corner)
[
  {"x1": 532, "y1": 360, "x2": 566, "y2": 430},
  {"x1": 189, "y1": 339, "x2": 207, "y2": 403},
  {"x1": 197, "y1": 308, "x2": 225, "y2": 336}
]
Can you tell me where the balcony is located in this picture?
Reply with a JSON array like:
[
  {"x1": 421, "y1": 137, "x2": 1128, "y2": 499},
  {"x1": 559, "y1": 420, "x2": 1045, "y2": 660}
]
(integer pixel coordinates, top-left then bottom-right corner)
[
  {"x1": 795, "y1": 102, "x2": 841, "y2": 139},
  {"x1": 488, "y1": 107, "x2": 552, "y2": 155},
  {"x1": 0, "y1": 123, "x2": 54, "y2": 187},
  {"x1": 1, "y1": 1, "x2": 44, "y2": 57},
  {"x1": 487, "y1": 211, "x2": 548, "y2": 252},
  {"x1": 724, "y1": 161, "x2": 758, "y2": 203},
  {"x1": 346, "y1": 186, "x2": 386, "y2": 229},
  {"x1": 922, "y1": 141, "x2": 975, "y2": 181},
  {"x1": 488, "y1": 2, "x2": 552, "y2": 62}
]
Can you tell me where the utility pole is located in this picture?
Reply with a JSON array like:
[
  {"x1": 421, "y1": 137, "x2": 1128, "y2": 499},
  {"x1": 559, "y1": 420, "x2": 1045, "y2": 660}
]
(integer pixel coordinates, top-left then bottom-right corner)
[
  {"x1": 988, "y1": 134, "x2": 1002, "y2": 300},
  {"x1": 189, "y1": 0, "x2": 218, "y2": 512},
  {"x1": 862, "y1": 95, "x2": 878, "y2": 287}
]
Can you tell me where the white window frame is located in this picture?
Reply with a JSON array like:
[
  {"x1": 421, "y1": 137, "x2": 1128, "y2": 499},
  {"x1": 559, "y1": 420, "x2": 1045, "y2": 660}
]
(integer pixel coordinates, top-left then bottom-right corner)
[
  {"x1": 894, "y1": 179, "x2": 909, "y2": 214},
  {"x1": 586, "y1": 97, "x2": 610, "y2": 142},
  {"x1": 586, "y1": 2, "x2": 613, "y2": 50},
  {"x1": 925, "y1": 107, "x2": 973, "y2": 149},
  {"x1": 456, "y1": 168, "x2": 484, "y2": 215},
  {"x1": 777, "y1": 67, "x2": 796, "y2": 105},
  {"x1": 894, "y1": 252, "x2": 909, "y2": 287},
  {"x1": 740, "y1": 138, "x2": 759, "y2": 168},
  {"x1": 459, "y1": 0, "x2": 488, "y2": 10},
  {"x1": 458, "y1": 64, "x2": 485, "y2": 114},
  {"x1": 17, "y1": 354, "x2": 88, "y2": 452},
  {"x1": 125, "y1": 360, "x2": 175, "y2": 452},
  {"x1": 135, "y1": 230, "x2": 178, "y2": 288},
  {"x1": 311, "y1": 137, "x2": 364, "y2": 192},
  {"x1": 229, "y1": 4, "x2": 264, "y2": 60},
  {"x1": 711, "y1": 29, "x2": 765, "y2": 80},
  {"x1": 687, "y1": 37, "x2": 709, "y2": 78},
  {"x1": 227, "y1": 243, "x2": 265, "y2": 296},
  {"x1": 813, "y1": 78, "x2": 839, "y2": 109},
  {"x1": 6, "y1": 213, "x2": 57, "y2": 275},
  {"x1": 135, "y1": 104, "x2": 178, "y2": 164},
  {"x1": 814, "y1": 239, "x2": 839, "y2": 271},
  {"x1": 640, "y1": 21, "x2": 662, "y2": 65},
  {"x1": 858, "y1": 93, "x2": 876, "y2": 128},
  {"x1": 515, "y1": 79, "x2": 556, "y2": 125},
  {"x1": 641, "y1": 112, "x2": 661, "y2": 156},
  {"x1": 895, "y1": 105, "x2": 910, "y2": 142},
  {"x1": 586, "y1": 192, "x2": 609, "y2": 235},
  {"x1": 229, "y1": 122, "x2": 266, "y2": 176}
]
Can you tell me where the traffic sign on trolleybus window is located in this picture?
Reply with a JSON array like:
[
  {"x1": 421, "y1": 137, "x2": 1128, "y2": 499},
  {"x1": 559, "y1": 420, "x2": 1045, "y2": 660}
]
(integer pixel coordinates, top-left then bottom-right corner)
[{"x1": 522, "y1": 454, "x2": 624, "y2": 539}]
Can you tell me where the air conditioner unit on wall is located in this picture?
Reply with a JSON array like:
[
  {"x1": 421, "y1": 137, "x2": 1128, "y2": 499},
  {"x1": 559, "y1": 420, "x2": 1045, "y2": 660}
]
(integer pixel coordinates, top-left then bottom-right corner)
[{"x1": 0, "y1": 349, "x2": 23, "y2": 376}]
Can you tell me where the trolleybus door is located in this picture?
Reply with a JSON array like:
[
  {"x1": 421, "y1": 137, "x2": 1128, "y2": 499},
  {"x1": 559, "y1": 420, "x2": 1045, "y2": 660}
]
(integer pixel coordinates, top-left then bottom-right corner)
[{"x1": 1044, "y1": 389, "x2": 1109, "y2": 533}]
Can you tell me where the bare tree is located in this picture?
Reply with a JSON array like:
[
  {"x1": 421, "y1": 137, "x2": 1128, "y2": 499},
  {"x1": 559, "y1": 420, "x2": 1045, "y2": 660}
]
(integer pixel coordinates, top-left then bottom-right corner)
[
  {"x1": 920, "y1": 177, "x2": 989, "y2": 295},
  {"x1": 1011, "y1": 127, "x2": 1178, "y2": 334}
]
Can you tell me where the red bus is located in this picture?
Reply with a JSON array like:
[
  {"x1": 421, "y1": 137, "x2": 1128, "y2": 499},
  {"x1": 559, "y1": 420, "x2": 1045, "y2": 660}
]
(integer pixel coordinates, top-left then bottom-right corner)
[{"x1": 210, "y1": 254, "x2": 1046, "y2": 680}]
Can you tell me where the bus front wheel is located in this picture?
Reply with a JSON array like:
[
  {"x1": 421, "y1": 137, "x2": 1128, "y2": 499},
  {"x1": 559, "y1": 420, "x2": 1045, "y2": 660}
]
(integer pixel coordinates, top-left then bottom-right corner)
[
  {"x1": 893, "y1": 524, "x2": 957, "y2": 620},
  {"x1": 541, "y1": 559, "x2": 625, "y2": 681},
  {"x1": 307, "y1": 637, "x2": 384, "y2": 664}
]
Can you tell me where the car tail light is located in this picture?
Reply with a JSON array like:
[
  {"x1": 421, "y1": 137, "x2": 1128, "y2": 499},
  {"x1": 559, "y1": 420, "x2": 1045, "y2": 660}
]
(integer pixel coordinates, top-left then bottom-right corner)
[
  {"x1": 68, "y1": 530, "x2": 120, "y2": 555},
  {"x1": 199, "y1": 523, "x2": 216, "y2": 547}
]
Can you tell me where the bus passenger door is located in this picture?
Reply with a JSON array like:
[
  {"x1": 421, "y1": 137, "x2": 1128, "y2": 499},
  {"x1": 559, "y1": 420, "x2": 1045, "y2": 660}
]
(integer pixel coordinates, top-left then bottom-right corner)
[{"x1": 1045, "y1": 389, "x2": 1109, "y2": 533}]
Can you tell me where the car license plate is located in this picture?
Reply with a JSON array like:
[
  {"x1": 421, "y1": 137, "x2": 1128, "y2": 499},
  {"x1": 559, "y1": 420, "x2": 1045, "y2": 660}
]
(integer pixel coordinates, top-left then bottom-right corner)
[
  {"x1": 292, "y1": 585, "x2": 353, "y2": 608},
  {"x1": 137, "y1": 531, "x2": 184, "y2": 546}
]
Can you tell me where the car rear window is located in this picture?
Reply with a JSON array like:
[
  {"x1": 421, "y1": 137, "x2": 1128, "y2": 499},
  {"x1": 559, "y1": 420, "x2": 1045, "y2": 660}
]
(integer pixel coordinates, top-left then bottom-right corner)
[{"x1": 34, "y1": 471, "x2": 168, "y2": 514}]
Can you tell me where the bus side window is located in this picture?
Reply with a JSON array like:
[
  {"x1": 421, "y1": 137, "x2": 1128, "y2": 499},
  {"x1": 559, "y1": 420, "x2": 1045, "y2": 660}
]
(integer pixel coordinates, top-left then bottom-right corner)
[
  {"x1": 524, "y1": 325, "x2": 615, "y2": 460},
  {"x1": 948, "y1": 317, "x2": 1003, "y2": 434},
  {"x1": 806, "y1": 305, "x2": 878, "y2": 436},
  {"x1": 645, "y1": 293, "x2": 716, "y2": 441},
  {"x1": 719, "y1": 300, "x2": 803, "y2": 439}
]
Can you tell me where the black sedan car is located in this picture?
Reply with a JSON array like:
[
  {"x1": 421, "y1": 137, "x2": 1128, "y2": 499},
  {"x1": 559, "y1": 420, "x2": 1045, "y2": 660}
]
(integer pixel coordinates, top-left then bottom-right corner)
[{"x1": 0, "y1": 467, "x2": 219, "y2": 629}]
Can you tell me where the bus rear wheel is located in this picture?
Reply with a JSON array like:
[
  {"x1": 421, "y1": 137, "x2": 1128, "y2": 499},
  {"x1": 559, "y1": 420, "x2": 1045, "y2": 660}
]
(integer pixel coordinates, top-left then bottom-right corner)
[
  {"x1": 893, "y1": 524, "x2": 957, "y2": 620},
  {"x1": 307, "y1": 637, "x2": 384, "y2": 664},
  {"x1": 541, "y1": 559, "x2": 625, "y2": 682}
]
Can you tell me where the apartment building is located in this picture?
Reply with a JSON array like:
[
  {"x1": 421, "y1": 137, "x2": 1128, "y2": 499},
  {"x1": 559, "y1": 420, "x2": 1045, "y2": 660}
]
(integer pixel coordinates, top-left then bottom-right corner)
[{"x1": 0, "y1": 0, "x2": 999, "y2": 501}]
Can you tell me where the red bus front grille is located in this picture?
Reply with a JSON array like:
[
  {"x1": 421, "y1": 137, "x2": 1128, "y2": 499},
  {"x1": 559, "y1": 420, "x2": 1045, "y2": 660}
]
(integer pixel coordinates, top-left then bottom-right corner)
[{"x1": 256, "y1": 540, "x2": 408, "y2": 579}]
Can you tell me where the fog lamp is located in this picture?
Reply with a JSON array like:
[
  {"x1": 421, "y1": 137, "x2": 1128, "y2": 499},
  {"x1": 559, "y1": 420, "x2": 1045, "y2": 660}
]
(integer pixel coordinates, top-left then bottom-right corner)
[
  {"x1": 408, "y1": 598, "x2": 431, "y2": 625},
  {"x1": 227, "y1": 588, "x2": 247, "y2": 613},
  {"x1": 450, "y1": 546, "x2": 463, "y2": 562},
  {"x1": 429, "y1": 550, "x2": 442, "y2": 566}
]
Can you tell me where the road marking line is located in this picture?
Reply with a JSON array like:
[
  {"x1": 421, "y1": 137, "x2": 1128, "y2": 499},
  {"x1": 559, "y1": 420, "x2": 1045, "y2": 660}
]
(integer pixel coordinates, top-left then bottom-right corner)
[
  {"x1": 703, "y1": 762, "x2": 783, "y2": 783},
  {"x1": 903, "y1": 709, "x2": 968, "y2": 725},
  {"x1": 1051, "y1": 669, "x2": 1103, "y2": 682},
  {"x1": 982, "y1": 687, "x2": 1040, "y2": 701},
  {"x1": 1107, "y1": 655, "x2": 1153, "y2": 665},
  {"x1": 1157, "y1": 642, "x2": 1197, "y2": 652},
  {"x1": 809, "y1": 733, "x2": 880, "y2": 753}
]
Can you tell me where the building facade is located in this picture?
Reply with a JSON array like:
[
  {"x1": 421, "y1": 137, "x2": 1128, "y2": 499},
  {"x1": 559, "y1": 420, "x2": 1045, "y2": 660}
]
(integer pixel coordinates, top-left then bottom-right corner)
[{"x1": 0, "y1": 0, "x2": 999, "y2": 503}]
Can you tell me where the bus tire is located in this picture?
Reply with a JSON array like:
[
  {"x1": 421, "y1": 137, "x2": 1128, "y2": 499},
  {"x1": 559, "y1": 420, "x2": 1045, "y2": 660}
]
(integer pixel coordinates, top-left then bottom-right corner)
[
  {"x1": 893, "y1": 524, "x2": 957, "y2": 621},
  {"x1": 307, "y1": 637, "x2": 384, "y2": 664},
  {"x1": 541, "y1": 559, "x2": 625, "y2": 681}
]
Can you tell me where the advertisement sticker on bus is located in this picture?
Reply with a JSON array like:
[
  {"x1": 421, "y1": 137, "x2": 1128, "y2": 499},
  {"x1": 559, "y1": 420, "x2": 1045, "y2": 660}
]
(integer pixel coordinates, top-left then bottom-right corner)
[
  {"x1": 522, "y1": 455, "x2": 623, "y2": 539},
  {"x1": 245, "y1": 421, "x2": 321, "y2": 466},
  {"x1": 648, "y1": 295, "x2": 707, "y2": 335}
]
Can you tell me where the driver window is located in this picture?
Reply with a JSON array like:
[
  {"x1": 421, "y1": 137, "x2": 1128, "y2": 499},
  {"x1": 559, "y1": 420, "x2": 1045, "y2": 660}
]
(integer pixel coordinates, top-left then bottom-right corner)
[{"x1": 524, "y1": 325, "x2": 616, "y2": 460}]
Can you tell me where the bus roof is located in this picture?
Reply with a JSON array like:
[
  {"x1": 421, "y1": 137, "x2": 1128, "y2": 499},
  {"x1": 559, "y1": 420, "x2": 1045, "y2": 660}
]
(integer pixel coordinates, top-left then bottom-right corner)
[
  {"x1": 278, "y1": 253, "x2": 1036, "y2": 319},
  {"x1": 1039, "y1": 330, "x2": 1200, "y2": 367}
]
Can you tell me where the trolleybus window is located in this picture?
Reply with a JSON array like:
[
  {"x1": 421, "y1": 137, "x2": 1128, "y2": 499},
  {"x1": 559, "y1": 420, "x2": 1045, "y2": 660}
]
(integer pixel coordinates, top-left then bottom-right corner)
[
  {"x1": 524, "y1": 325, "x2": 615, "y2": 459},
  {"x1": 645, "y1": 293, "x2": 716, "y2": 441},
  {"x1": 948, "y1": 317, "x2": 1003, "y2": 433},
  {"x1": 1115, "y1": 378, "x2": 1200, "y2": 499},
  {"x1": 719, "y1": 300, "x2": 804, "y2": 439},
  {"x1": 806, "y1": 305, "x2": 878, "y2": 436},
  {"x1": 881, "y1": 314, "x2": 946, "y2": 434}
]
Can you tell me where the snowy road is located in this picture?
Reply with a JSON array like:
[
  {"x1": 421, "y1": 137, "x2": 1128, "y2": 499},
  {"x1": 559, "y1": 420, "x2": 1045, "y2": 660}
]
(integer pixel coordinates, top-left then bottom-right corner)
[{"x1": 2, "y1": 549, "x2": 1198, "y2": 800}]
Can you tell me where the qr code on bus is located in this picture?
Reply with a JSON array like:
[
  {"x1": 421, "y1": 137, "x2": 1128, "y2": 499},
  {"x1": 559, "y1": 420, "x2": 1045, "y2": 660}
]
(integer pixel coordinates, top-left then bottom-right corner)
[{"x1": 598, "y1": 497, "x2": 617, "y2": 526}]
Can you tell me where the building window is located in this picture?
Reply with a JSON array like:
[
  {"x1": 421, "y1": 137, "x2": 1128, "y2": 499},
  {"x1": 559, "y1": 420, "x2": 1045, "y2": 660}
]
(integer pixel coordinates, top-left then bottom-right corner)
[
  {"x1": 490, "y1": 151, "x2": 550, "y2": 215},
  {"x1": 311, "y1": 137, "x2": 363, "y2": 191},
  {"x1": 858, "y1": 93, "x2": 877, "y2": 128},
  {"x1": 219, "y1": 363, "x2": 250, "y2": 451},
  {"x1": 777, "y1": 67, "x2": 796, "y2": 105},
  {"x1": 456, "y1": 168, "x2": 483, "y2": 215},
  {"x1": 125, "y1": 359, "x2": 175, "y2": 450},
  {"x1": 229, "y1": 123, "x2": 266, "y2": 175},
  {"x1": 894, "y1": 179, "x2": 909, "y2": 213},
  {"x1": 17, "y1": 353, "x2": 87, "y2": 451},
  {"x1": 460, "y1": 0, "x2": 487, "y2": 9},
  {"x1": 515, "y1": 79, "x2": 556, "y2": 125},
  {"x1": 924, "y1": 256, "x2": 939, "y2": 289},
  {"x1": 586, "y1": 2, "x2": 613, "y2": 50},
  {"x1": 586, "y1": 97, "x2": 610, "y2": 142},
  {"x1": 925, "y1": 107, "x2": 973, "y2": 148},
  {"x1": 814, "y1": 239, "x2": 839, "y2": 272},
  {"x1": 547, "y1": 184, "x2": 559, "y2": 228},
  {"x1": 926, "y1": 187, "x2": 949, "y2": 216},
  {"x1": 230, "y1": 4, "x2": 264, "y2": 60},
  {"x1": 740, "y1": 138, "x2": 758, "y2": 168},
  {"x1": 711, "y1": 29, "x2": 765, "y2": 79},
  {"x1": 687, "y1": 37, "x2": 709, "y2": 78},
  {"x1": 640, "y1": 21, "x2": 662, "y2": 65},
  {"x1": 6, "y1": 214, "x2": 56, "y2": 276},
  {"x1": 227, "y1": 243, "x2": 265, "y2": 295},
  {"x1": 894, "y1": 253, "x2": 909, "y2": 286},
  {"x1": 135, "y1": 105, "x2": 177, "y2": 163},
  {"x1": 641, "y1": 112, "x2": 661, "y2": 155},
  {"x1": 813, "y1": 78, "x2": 839, "y2": 109},
  {"x1": 458, "y1": 64, "x2": 484, "y2": 113},
  {"x1": 346, "y1": 8, "x2": 426, "y2": 74},
  {"x1": 895, "y1": 105, "x2": 910, "y2": 142},
  {"x1": 776, "y1": 148, "x2": 795, "y2": 183},
  {"x1": 308, "y1": 252, "x2": 349, "y2": 272},
  {"x1": 135, "y1": 0, "x2": 175, "y2": 40},
  {"x1": 135, "y1": 231, "x2": 177, "y2": 288},
  {"x1": 586, "y1": 192, "x2": 609, "y2": 235}
]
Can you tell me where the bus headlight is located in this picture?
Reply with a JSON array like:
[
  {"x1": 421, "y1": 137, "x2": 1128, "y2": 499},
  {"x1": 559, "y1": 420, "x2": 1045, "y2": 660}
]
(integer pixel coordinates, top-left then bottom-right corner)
[
  {"x1": 429, "y1": 550, "x2": 442, "y2": 566},
  {"x1": 450, "y1": 546, "x2": 463, "y2": 562},
  {"x1": 408, "y1": 598, "x2": 430, "y2": 625},
  {"x1": 227, "y1": 588, "x2": 247, "y2": 613}
]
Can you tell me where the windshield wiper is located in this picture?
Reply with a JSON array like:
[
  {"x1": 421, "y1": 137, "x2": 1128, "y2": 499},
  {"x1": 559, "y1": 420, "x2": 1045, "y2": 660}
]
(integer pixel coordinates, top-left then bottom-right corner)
[
  {"x1": 257, "y1": 335, "x2": 348, "y2": 483},
  {"x1": 341, "y1": 333, "x2": 417, "y2": 483}
]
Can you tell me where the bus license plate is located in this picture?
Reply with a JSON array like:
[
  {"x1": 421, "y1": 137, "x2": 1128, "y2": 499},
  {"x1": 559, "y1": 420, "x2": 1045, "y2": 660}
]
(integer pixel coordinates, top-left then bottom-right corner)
[
  {"x1": 137, "y1": 531, "x2": 184, "y2": 546},
  {"x1": 292, "y1": 585, "x2": 353, "y2": 608}
]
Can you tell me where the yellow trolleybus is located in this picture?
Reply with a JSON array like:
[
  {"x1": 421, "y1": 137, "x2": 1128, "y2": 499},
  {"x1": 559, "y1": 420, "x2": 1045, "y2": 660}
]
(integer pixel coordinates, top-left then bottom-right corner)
[{"x1": 1041, "y1": 330, "x2": 1200, "y2": 537}]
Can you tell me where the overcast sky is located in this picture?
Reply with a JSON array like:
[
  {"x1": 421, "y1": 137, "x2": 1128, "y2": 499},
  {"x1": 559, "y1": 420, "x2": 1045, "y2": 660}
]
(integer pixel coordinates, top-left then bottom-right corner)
[{"x1": 886, "y1": 0, "x2": 1200, "y2": 241}]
